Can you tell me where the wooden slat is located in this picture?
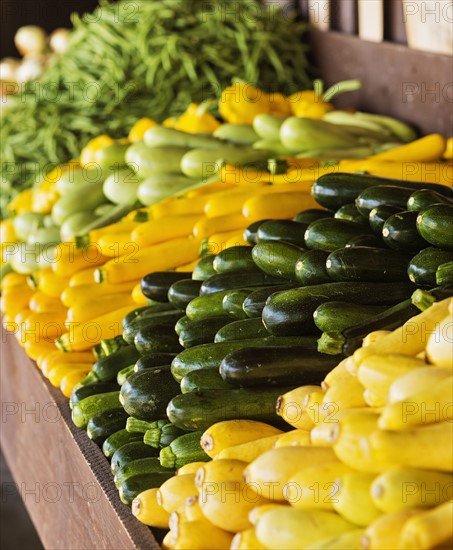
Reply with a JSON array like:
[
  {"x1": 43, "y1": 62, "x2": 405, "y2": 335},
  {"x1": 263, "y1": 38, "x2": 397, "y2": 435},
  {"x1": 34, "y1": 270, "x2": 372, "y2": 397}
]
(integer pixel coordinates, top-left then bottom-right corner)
[
  {"x1": 0, "y1": 329, "x2": 160, "y2": 550},
  {"x1": 403, "y1": 0, "x2": 453, "y2": 55},
  {"x1": 308, "y1": 0, "x2": 330, "y2": 31},
  {"x1": 330, "y1": 0, "x2": 358, "y2": 35},
  {"x1": 384, "y1": 0, "x2": 407, "y2": 44},
  {"x1": 310, "y1": 28, "x2": 453, "y2": 136},
  {"x1": 358, "y1": 0, "x2": 384, "y2": 42}
]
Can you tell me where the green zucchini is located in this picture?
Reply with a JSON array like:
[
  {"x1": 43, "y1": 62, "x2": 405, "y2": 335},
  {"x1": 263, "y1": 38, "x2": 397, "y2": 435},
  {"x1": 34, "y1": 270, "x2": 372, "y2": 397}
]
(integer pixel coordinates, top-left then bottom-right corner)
[
  {"x1": 92, "y1": 344, "x2": 105, "y2": 361},
  {"x1": 122, "y1": 306, "x2": 151, "y2": 331},
  {"x1": 408, "y1": 247, "x2": 453, "y2": 286},
  {"x1": 313, "y1": 301, "x2": 389, "y2": 333},
  {"x1": 336, "y1": 288, "x2": 453, "y2": 355},
  {"x1": 411, "y1": 285, "x2": 453, "y2": 311},
  {"x1": 293, "y1": 208, "x2": 333, "y2": 224},
  {"x1": 242, "y1": 284, "x2": 299, "y2": 318},
  {"x1": 251, "y1": 241, "x2": 305, "y2": 281},
  {"x1": 175, "y1": 315, "x2": 192, "y2": 336},
  {"x1": 126, "y1": 417, "x2": 167, "y2": 433},
  {"x1": 244, "y1": 219, "x2": 270, "y2": 245},
  {"x1": 72, "y1": 391, "x2": 121, "y2": 429},
  {"x1": 356, "y1": 185, "x2": 416, "y2": 217},
  {"x1": 382, "y1": 211, "x2": 429, "y2": 252},
  {"x1": 134, "y1": 352, "x2": 178, "y2": 373},
  {"x1": 339, "y1": 299, "x2": 420, "y2": 356},
  {"x1": 437, "y1": 261, "x2": 453, "y2": 286},
  {"x1": 168, "y1": 279, "x2": 203, "y2": 309},
  {"x1": 72, "y1": 371, "x2": 101, "y2": 391},
  {"x1": 294, "y1": 250, "x2": 330, "y2": 285},
  {"x1": 180, "y1": 369, "x2": 233, "y2": 393},
  {"x1": 115, "y1": 457, "x2": 171, "y2": 488},
  {"x1": 120, "y1": 367, "x2": 180, "y2": 420},
  {"x1": 144, "y1": 423, "x2": 186, "y2": 448},
  {"x1": 214, "y1": 318, "x2": 269, "y2": 342},
  {"x1": 200, "y1": 270, "x2": 284, "y2": 295},
  {"x1": 256, "y1": 220, "x2": 308, "y2": 246},
  {"x1": 140, "y1": 271, "x2": 189, "y2": 302},
  {"x1": 134, "y1": 324, "x2": 183, "y2": 355},
  {"x1": 122, "y1": 303, "x2": 176, "y2": 331},
  {"x1": 70, "y1": 382, "x2": 118, "y2": 410},
  {"x1": 369, "y1": 205, "x2": 404, "y2": 235},
  {"x1": 87, "y1": 408, "x2": 129, "y2": 445},
  {"x1": 416, "y1": 204, "x2": 453, "y2": 250},
  {"x1": 101, "y1": 335, "x2": 129, "y2": 356},
  {"x1": 213, "y1": 246, "x2": 256, "y2": 273},
  {"x1": 123, "y1": 310, "x2": 182, "y2": 345},
  {"x1": 262, "y1": 282, "x2": 416, "y2": 336},
  {"x1": 111, "y1": 442, "x2": 161, "y2": 474},
  {"x1": 326, "y1": 247, "x2": 411, "y2": 282},
  {"x1": 179, "y1": 316, "x2": 231, "y2": 348},
  {"x1": 312, "y1": 172, "x2": 452, "y2": 210},
  {"x1": 192, "y1": 254, "x2": 217, "y2": 281},
  {"x1": 334, "y1": 203, "x2": 368, "y2": 225},
  {"x1": 220, "y1": 346, "x2": 340, "y2": 387},
  {"x1": 312, "y1": 173, "x2": 390, "y2": 210},
  {"x1": 345, "y1": 234, "x2": 385, "y2": 248},
  {"x1": 159, "y1": 431, "x2": 209, "y2": 469},
  {"x1": 186, "y1": 289, "x2": 234, "y2": 320},
  {"x1": 407, "y1": 189, "x2": 453, "y2": 212},
  {"x1": 170, "y1": 336, "x2": 321, "y2": 381},
  {"x1": 117, "y1": 365, "x2": 136, "y2": 386},
  {"x1": 222, "y1": 289, "x2": 254, "y2": 319},
  {"x1": 102, "y1": 429, "x2": 144, "y2": 459},
  {"x1": 119, "y1": 472, "x2": 175, "y2": 506},
  {"x1": 167, "y1": 387, "x2": 295, "y2": 431},
  {"x1": 304, "y1": 218, "x2": 372, "y2": 252},
  {"x1": 92, "y1": 346, "x2": 141, "y2": 382}
]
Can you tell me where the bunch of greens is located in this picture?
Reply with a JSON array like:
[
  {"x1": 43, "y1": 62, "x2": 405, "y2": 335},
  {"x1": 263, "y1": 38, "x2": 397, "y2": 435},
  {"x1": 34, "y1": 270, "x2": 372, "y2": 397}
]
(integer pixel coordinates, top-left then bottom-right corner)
[{"x1": 1, "y1": 0, "x2": 311, "y2": 218}]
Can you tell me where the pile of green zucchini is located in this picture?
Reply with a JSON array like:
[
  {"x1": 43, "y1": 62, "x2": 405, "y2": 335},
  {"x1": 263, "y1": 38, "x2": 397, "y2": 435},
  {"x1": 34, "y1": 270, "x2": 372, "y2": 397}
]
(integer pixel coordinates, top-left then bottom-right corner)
[{"x1": 68, "y1": 171, "x2": 453, "y2": 508}]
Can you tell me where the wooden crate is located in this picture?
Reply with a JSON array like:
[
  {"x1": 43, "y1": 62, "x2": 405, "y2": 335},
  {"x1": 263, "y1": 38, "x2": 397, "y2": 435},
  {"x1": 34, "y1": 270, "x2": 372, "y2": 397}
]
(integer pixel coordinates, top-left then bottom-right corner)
[
  {"x1": 0, "y1": 328, "x2": 160, "y2": 550},
  {"x1": 310, "y1": 28, "x2": 453, "y2": 136}
]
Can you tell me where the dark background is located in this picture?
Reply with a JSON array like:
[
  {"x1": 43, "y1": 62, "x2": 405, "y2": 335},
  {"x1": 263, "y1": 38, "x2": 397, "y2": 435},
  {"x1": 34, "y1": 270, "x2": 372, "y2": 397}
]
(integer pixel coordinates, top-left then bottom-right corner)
[
  {"x1": 0, "y1": 0, "x2": 98, "y2": 57},
  {"x1": 0, "y1": 0, "x2": 408, "y2": 59}
]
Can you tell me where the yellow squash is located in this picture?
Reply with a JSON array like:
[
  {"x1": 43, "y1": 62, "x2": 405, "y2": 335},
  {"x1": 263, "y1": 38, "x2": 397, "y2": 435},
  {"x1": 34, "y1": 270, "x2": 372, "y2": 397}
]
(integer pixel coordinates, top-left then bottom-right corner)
[
  {"x1": 96, "y1": 237, "x2": 200, "y2": 284},
  {"x1": 244, "y1": 446, "x2": 339, "y2": 501},
  {"x1": 200, "y1": 420, "x2": 282, "y2": 458},
  {"x1": 131, "y1": 487, "x2": 170, "y2": 528}
]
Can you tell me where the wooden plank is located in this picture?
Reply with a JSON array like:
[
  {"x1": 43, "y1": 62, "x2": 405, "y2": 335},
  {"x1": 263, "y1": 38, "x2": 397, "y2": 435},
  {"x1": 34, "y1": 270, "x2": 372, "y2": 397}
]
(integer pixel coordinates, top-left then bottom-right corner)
[
  {"x1": 310, "y1": 28, "x2": 453, "y2": 136},
  {"x1": 0, "y1": 328, "x2": 160, "y2": 550}
]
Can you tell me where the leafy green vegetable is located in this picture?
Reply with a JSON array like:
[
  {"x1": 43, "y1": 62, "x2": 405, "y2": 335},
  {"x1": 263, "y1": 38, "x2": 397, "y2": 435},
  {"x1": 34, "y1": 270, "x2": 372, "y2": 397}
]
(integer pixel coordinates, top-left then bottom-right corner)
[{"x1": 1, "y1": 0, "x2": 311, "y2": 218}]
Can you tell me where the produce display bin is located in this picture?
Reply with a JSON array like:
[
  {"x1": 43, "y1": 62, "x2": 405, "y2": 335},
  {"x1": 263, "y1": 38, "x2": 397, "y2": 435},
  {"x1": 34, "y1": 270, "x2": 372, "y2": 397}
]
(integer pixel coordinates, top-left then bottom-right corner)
[
  {"x1": 310, "y1": 28, "x2": 453, "y2": 136},
  {"x1": 1, "y1": 1, "x2": 451, "y2": 549},
  {"x1": 1, "y1": 326, "x2": 160, "y2": 550}
]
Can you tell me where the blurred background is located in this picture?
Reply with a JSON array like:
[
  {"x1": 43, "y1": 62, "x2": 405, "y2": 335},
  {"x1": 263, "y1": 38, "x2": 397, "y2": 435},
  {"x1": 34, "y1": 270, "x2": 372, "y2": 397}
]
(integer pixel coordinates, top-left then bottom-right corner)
[{"x1": 1, "y1": 1, "x2": 98, "y2": 58}]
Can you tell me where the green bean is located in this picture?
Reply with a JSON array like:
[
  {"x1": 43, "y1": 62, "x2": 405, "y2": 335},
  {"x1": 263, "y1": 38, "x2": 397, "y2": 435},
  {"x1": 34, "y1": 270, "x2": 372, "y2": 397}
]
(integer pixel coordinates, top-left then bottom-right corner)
[{"x1": 1, "y1": 0, "x2": 311, "y2": 219}]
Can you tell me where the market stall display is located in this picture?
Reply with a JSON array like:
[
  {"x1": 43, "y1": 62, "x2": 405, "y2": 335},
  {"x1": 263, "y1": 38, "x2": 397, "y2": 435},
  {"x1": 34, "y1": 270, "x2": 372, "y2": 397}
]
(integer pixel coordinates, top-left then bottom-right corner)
[{"x1": 1, "y1": 1, "x2": 452, "y2": 549}]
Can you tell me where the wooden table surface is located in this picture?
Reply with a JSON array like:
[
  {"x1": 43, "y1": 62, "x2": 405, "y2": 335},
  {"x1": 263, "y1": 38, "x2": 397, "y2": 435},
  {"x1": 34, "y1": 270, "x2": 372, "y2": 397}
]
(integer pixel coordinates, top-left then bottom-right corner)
[{"x1": 1, "y1": 328, "x2": 160, "y2": 550}]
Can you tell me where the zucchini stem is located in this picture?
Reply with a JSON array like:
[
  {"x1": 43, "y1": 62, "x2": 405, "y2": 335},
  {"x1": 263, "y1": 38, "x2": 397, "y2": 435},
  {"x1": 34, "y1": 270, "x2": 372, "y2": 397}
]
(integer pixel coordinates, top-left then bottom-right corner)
[
  {"x1": 317, "y1": 332, "x2": 345, "y2": 356},
  {"x1": 322, "y1": 79, "x2": 362, "y2": 103},
  {"x1": 126, "y1": 417, "x2": 157, "y2": 434}
]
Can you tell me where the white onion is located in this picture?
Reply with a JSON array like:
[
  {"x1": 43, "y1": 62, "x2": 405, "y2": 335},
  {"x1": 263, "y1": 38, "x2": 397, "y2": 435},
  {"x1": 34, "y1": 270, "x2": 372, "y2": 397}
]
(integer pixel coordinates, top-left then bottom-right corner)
[
  {"x1": 15, "y1": 58, "x2": 44, "y2": 83},
  {"x1": 49, "y1": 28, "x2": 71, "y2": 54},
  {"x1": 0, "y1": 57, "x2": 21, "y2": 82},
  {"x1": 14, "y1": 25, "x2": 47, "y2": 56}
]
